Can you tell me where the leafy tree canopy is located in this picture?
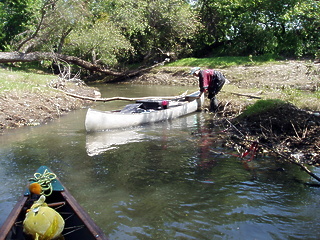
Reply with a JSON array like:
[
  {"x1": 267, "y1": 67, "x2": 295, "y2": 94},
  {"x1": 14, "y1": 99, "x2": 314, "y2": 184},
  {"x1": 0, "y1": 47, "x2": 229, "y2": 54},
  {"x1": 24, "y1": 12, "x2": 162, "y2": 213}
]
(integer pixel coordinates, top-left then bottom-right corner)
[
  {"x1": 194, "y1": 0, "x2": 319, "y2": 57},
  {"x1": 0, "y1": 0, "x2": 200, "y2": 67},
  {"x1": 0, "y1": 0, "x2": 318, "y2": 71}
]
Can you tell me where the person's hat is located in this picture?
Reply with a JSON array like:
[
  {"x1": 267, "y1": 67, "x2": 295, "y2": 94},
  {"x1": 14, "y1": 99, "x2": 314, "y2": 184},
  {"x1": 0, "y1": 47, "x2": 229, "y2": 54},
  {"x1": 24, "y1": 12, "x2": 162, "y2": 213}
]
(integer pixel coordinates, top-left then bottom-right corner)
[{"x1": 190, "y1": 67, "x2": 200, "y2": 75}]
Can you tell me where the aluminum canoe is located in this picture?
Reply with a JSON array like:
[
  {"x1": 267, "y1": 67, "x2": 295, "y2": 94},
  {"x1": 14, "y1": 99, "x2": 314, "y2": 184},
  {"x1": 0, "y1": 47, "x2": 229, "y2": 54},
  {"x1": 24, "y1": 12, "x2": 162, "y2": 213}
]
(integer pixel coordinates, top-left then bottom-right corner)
[{"x1": 85, "y1": 91, "x2": 204, "y2": 132}]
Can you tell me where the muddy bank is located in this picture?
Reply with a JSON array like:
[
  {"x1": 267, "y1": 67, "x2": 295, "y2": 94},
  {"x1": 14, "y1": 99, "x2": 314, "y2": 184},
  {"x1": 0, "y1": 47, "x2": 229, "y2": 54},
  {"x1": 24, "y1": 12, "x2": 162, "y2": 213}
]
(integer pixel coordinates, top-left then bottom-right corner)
[
  {"x1": 0, "y1": 79, "x2": 97, "y2": 131},
  {"x1": 129, "y1": 60, "x2": 319, "y2": 91}
]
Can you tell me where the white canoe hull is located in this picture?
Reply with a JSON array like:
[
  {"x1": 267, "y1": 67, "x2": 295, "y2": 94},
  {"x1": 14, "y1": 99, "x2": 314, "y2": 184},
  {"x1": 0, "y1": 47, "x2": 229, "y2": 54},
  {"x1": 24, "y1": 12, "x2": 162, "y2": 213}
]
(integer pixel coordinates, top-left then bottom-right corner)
[{"x1": 85, "y1": 91, "x2": 204, "y2": 132}]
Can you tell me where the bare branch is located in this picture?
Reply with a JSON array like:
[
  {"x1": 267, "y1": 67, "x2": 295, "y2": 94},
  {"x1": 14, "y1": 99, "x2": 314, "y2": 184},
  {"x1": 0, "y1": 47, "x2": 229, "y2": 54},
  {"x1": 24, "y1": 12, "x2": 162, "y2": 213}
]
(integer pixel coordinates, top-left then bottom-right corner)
[{"x1": 16, "y1": 1, "x2": 51, "y2": 51}]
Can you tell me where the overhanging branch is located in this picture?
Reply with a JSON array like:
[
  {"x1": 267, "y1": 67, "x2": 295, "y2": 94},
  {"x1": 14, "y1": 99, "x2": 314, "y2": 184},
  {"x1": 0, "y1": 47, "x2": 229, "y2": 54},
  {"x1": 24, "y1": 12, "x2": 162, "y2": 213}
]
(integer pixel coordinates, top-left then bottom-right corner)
[{"x1": 0, "y1": 51, "x2": 166, "y2": 79}]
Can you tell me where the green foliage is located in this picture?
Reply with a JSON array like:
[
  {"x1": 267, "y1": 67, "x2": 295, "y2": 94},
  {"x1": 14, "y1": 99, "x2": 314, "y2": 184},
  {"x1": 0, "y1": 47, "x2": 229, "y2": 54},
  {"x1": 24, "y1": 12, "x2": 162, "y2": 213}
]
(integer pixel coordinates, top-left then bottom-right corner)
[
  {"x1": 0, "y1": 0, "x2": 35, "y2": 50},
  {"x1": 95, "y1": 0, "x2": 148, "y2": 35},
  {"x1": 194, "y1": 0, "x2": 319, "y2": 57},
  {"x1": 0, "y1": 2, "x2": 5, "y2": 46},
  {"x1": 0, "y1": 0, "x2": 200, "y2": 67},
  {"x1": 102, "y1": 0, "x2": 201, "y2": 62},
  {"x1": 240, "y1": 99, "x2": 288, "y2": 118},
  {"x1": 0, "y1": 0, "x2": 318, "y2": 67},
  {"x1": 65, "y1": 20, "x2": 133, "y2": 66}
]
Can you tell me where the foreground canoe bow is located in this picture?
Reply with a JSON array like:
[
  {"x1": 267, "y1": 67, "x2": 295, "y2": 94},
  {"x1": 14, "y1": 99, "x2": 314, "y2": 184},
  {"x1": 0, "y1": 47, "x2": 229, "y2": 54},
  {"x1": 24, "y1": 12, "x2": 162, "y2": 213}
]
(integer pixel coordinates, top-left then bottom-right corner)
[
  {"x1": 0, "y1": 166, "x2": 107, "y2": 240},
  {"x1": 85, "y1": 91, "x2": 204, "y2": 132}
]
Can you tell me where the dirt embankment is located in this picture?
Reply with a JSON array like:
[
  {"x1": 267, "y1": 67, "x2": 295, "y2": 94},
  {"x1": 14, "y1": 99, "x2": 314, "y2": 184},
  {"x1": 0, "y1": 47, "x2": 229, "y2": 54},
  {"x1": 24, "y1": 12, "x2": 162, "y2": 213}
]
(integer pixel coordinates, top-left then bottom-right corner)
[
  {"x1": 130, "y1": 60, "x2": 319, "y2": 90},
  {"x1": 0, "y1": 79, "x2": 98, "y2": 130}
]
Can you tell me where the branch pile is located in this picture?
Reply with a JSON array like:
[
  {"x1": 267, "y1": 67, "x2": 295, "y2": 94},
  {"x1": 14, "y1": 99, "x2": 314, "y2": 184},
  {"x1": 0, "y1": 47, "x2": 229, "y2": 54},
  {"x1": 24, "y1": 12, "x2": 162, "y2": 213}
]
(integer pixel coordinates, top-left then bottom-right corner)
[{"x1": 222, "y1": 102, "x2": 320, "y2": 180}]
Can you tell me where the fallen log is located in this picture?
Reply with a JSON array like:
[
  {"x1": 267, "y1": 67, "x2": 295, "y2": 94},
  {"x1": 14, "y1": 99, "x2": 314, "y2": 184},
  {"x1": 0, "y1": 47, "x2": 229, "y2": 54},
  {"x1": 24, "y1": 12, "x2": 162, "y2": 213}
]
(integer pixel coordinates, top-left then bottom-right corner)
[
  {"x1": 0, "y1": 51, "x2": 169, "y2": 80},
  {"x1": 0, "y1": 51, "x2": 123, "y2": 75},
  {"x1": 61, "y1": 90, "x2": 188, "y2": 102}
]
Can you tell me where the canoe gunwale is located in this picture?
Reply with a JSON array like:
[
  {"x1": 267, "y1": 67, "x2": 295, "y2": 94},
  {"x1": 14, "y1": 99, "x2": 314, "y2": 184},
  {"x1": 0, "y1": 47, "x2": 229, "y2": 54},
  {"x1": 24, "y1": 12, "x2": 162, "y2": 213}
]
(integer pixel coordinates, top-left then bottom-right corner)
[{"x1": 0, "y1": 195, "x2": 28, "y2": 239}]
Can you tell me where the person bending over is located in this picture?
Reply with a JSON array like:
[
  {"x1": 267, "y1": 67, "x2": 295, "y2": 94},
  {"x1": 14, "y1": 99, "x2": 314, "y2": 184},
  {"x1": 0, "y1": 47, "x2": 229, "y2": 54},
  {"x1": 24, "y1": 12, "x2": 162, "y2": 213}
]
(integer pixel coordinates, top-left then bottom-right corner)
[{"x1": 190, "y1": 67, "x2": 226, "y2": 112}]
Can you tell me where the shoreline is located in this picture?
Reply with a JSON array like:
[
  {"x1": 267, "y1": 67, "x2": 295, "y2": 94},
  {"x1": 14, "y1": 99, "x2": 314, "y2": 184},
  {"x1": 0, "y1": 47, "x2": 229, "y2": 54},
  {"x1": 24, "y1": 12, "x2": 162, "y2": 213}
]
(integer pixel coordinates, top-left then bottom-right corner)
[
  {"x1": 0, "y1": 61, "x2": 319, "y2": 169},
  {"x1": 1, "y1": 60, "x2": 319, "y2": 131}
]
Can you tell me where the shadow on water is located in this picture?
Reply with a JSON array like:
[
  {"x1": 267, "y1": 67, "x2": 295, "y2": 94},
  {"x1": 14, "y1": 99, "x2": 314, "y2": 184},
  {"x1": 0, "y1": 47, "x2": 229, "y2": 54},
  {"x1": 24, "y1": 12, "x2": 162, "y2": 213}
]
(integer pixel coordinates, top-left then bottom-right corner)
[{"x1": 1, "y1": 84, "x2": 320, "y2": 239}]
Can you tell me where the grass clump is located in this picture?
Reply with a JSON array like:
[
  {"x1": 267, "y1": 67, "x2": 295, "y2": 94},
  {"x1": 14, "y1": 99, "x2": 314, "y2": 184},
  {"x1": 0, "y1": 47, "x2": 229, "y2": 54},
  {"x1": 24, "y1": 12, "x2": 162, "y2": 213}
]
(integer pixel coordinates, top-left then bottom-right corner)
[
  {"x1": 0, "y1": 68, "x2": 56, "y2": 94},
  {"x1": 239, "y1": 99, "x2": 287, "y2": 118}
]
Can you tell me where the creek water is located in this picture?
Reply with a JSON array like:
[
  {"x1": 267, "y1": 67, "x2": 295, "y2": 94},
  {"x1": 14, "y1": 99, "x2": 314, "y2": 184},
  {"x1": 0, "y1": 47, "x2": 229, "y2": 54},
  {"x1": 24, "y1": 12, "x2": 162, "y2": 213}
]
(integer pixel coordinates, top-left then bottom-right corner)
[{"x1": 1, "y1": 84, "x2": 320, "y2": 240}]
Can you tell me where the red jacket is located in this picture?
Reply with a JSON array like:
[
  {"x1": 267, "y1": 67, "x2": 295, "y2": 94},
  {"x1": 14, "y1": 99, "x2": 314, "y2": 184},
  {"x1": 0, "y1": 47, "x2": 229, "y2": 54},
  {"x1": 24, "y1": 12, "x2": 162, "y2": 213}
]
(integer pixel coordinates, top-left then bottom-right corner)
[{"x1": 199, "y1": 69, "x2": 215, "y2": 93}]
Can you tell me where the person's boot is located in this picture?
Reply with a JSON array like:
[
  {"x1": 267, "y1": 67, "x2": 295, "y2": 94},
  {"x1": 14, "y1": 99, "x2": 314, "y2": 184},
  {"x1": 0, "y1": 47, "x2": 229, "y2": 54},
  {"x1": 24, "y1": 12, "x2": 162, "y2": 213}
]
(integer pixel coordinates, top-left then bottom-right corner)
[{"x1": 209, "y1": 97, "x2": 219, "y2": 112}]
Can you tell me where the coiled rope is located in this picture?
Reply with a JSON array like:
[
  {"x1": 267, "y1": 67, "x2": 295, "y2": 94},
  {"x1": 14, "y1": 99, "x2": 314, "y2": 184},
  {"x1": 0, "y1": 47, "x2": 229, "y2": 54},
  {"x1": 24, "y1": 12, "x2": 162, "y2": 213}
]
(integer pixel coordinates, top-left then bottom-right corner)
[{"x1": 29, "y1": 169, "x2": 57, "y2": 196}]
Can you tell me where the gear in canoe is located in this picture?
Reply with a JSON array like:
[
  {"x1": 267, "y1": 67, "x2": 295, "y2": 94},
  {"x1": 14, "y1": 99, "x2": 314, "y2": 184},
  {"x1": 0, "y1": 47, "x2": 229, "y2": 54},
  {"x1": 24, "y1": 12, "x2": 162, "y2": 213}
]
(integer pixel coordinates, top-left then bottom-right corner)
[{"x1": 23, "y1": 193, "x2": 65, "y2": 240}]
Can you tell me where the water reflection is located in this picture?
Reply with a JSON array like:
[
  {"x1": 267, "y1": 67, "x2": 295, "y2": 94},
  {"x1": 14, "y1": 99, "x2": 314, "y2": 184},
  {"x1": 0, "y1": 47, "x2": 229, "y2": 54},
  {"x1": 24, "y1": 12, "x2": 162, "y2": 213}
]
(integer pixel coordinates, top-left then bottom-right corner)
[
  {"x1": 86, "y1": 129, "x2": 146, "y2": 156},
  {"x1": 1, "y1": 84, "x2": 320, "y2": 240},
  {"x1": 86, "y1": 112, "x2": 200, "y2": 156}
]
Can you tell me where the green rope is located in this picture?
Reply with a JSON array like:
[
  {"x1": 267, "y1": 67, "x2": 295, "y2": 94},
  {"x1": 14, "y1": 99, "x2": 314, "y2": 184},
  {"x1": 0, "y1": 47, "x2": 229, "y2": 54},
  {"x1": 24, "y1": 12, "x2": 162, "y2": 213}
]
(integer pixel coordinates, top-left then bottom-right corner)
[{"x1": 29, "y1": 169, "x2": 57, "y2": 196}]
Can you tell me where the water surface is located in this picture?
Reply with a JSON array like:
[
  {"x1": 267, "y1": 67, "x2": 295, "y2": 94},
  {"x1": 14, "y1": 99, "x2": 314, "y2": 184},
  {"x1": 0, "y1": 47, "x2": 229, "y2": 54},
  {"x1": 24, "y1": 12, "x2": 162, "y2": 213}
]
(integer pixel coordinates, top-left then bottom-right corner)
[{"x1": 1, "y1": 84, "x2": 320, "y2": 239}]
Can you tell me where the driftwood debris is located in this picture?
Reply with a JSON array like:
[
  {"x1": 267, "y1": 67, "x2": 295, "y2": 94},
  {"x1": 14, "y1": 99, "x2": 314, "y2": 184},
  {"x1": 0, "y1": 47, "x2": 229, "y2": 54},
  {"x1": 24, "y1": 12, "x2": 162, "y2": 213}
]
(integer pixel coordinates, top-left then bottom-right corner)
[
  {"x1": 260, "y1": 141, "x2": 320, "y2": 182},
  {"x1": 62, "y1": 90, "x2": 188, "y2": 102},
  {"x1": 222, "y1": 91, "x2": 262, "y2": 99},
  {"x1": 226, "y1": 117, "x2": 320, "y2": 183}
]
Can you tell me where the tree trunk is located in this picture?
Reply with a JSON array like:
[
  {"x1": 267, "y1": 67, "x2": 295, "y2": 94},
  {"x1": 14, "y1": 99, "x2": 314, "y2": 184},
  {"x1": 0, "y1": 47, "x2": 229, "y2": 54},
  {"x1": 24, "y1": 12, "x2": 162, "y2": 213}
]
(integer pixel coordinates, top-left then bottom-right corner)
[
  {"x1": 0, "y1": 52, "x2": 121, "y2": 75},
  {"x1": 0, "y1": 51, "x2": 167, "y2": 80}
]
